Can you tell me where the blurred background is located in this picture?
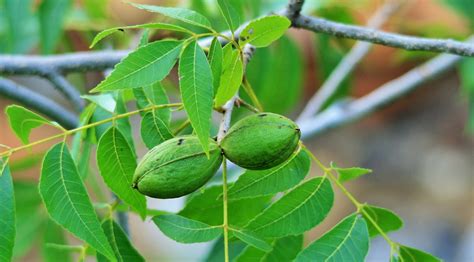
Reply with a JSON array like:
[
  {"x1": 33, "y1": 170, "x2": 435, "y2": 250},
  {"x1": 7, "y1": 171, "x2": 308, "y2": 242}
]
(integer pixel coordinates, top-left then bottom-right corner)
[{"x1": 0, "y1": 0, "x2": 473, "y2": 261}]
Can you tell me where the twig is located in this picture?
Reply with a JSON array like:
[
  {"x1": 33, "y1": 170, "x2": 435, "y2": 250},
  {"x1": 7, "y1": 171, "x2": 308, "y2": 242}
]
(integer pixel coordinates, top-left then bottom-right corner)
[
  {"x1": 285, "y1": 0, "x2": 305, "y2": 22},
  {"x1": 0, "y1": 78, "x2": 78, "y2": 129},
  {"x1": 297, "y1": 0, "x2": 401, "y2": 121},
  {"x1": 293, "y1": 14, "x2": 474, "y2": 57},
  {"x1": 44, "y1": 72, "x2": 85, "y2": 111},
  {"x1": 297, "y1": 38, "x2": 473, "y2": 138}
]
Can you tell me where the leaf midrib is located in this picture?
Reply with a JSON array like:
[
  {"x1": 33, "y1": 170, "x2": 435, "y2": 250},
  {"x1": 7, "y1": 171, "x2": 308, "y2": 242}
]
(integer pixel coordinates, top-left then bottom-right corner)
[{"x1": 324, "y1": 216, "x2": 359, "y2": 261}]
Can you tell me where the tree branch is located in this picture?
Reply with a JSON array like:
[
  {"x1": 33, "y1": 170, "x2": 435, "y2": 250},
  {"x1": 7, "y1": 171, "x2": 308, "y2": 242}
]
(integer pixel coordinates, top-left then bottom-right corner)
[
  {"x1": 297, "y1": 0, "x2": 401, "y2": 121},
  {"x1": 297, "y1": 47, "x2": 469, "y2": 138},
  {"x1": 0, "y1": 78, "x2": 78, "y2": 129},
  {"x1": 44, "y1": 72, "x2": 85, "y2": 111},
  {"x1": 293, "y1": 14, "x2": 474, "y2": 57}
]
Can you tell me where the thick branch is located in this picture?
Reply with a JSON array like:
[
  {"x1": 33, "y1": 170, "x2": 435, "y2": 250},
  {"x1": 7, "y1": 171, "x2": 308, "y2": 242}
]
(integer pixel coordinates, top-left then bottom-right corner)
[
  {"x1": 293, "y1": 14, "x2": 474, "y2": 57},
  {"x1": 45, "y1": 72, "x2": 85, "y2": 111},
  {"x1": 297, "y1": 0, "x2": 400, "y2": 121},
  {"x1": 0, "y1": 78, "x2": 79, "y2": 129},
  {"x1": 297, "y1": 50, "x2": 465, "y2": 138}
]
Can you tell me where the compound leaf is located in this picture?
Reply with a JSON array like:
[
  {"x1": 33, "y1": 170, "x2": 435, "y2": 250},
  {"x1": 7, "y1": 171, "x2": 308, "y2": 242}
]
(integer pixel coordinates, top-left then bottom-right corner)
[
  {"x1": 6, "y1": 105, "x2": 56, "y2": 144},
  {"x1": 97, "y1": 127, "x2": 146, "y2": 219},
  {"x1": 178, "y1": 40, "x2": 213, "y2": 155},
  {"x1": 239, "y1": 15, "x2": 290, "y2": 47},
  {"x1": 362, "y1": 205, "x2": 403, "y2": 237},
  {"x1": 228, "y1": 149, "x2": 310, "y2": 200},
  {"x1": 214, "y1": 44, "x2": 243, "y2": 107},
  {"x1": 295, "y1": 214, "x2": 369, "y2": 262},
  {"x1": 97, "y1": 219, "x2": 145, "y2": 262},
  {"x1": 0, "y1": 165, "x2": 15, "y2": 262},
  {"x1": 91, "y1": 40, "x2": 182, "y2": 92},
  {"x1": 129, "y1": 3, "x2": 213, "y2": 31},
  {"x1": 245, "y1": 177, "x2": 333, "y2": 238},
  {"x1": 153, "y1": 214, "x2": 221, "y2": 243},
  {"x1": 39, "y1": 142, "x2": 115, "y2": 260}
]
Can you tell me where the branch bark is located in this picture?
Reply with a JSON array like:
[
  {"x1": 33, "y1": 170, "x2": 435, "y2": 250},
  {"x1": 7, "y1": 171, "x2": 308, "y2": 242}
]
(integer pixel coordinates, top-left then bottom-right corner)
[
  {"x1": 297, "y1": 0, "x2": 401, "y2": 121},
  {"x1": 293, "y1": 14, "x2": 474, "y2": 57},
  {"x1": 0, "y1": 78, "x2": 78, "y2": 129}
]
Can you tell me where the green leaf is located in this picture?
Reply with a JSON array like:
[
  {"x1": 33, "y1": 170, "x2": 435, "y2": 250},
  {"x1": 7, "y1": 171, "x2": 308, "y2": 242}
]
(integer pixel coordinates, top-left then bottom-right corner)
[
  {"x1": 245, "y1": 177, "x2": 334, "y2": 237},
  {"x1": 42, "y1": 220, "x2": 72, "y2": 262},
  {"x1": 214, "y1": 44, "x2": 243, "y2": 107},
  {"x1": 239, "y1": 15, "x2": 290, "y2": 47},
  {"x1": 262, "y1": 235, "x2": 303, "y2": 262},
  {"x1": 231, "y1": 228, "x2": 272, "y2": 252},
  {"x1": 206, "y1": 237, "x2": 247, "y2": 262},
  {"x1": 91, "y1": 40, "x2": 182, "y2": 92},
  {"x1": 114, "y1": 92, "x2": 136, "y2": 152},
  {"x1": 39, "y1": 142, "x2": 115, "y2": 260},
  {"x1": 0, "y1": 165, "x2": 15, "y2": 262},
  {"x1": 245, "y1": 35, "x2": 303, "y2": 114},
  {"x1": 217, "y1": 0, "x2": 240, "y2": 33},
  {"x1": 82, "y1": 94, "x2": 116, "y2": 113},
  {"x1": 179, "y1": 185, "x2": 270, "y2": 227},
  {"x1": 295, "y1": 214, "x2": 370, "y2": 262},
  {"x1": 12, "y1": 182, "x2": 44, "y2": 258},
  {"x1": 398, "y1": 245, "x2": 441, "y2": 262},
  {"x1": 178, "y1": 40, "x2": 214, "y2": 155},
  {"x1": 236, "y1": 235, "x2": 304, "y2": 262},
  {"x1": 39, "y1": 0, "x2": 71, "y2": 54},
  {"x1": 133, "y1": 82, "x2": 171, "y2": 123},
  {"x1": 331, "y1": 163, "x2": 372, "y2": 183},
  {"x1": 4, "y1": 0, "x2": 38, "y2": 54},
  {"x1": 6, "y1": 105, "x2": 55, "y2": 144},
  {"x1": 129, "y1": 3, "x2": 213, "y2": 31},
  {"x1": 153, "y1": 214, "x2": 222, "y2": 243},
  {"x1": 140, "y1": 112, "x2": 174, "y2": 149},
  {"x1": 208, "y1": 38, "x2": 223, "y2": 94},
  {"x1": 90, "y1": 22, "x2": 192, "y2": 48},
  {"x1": 362, "y1": 205, "x2": 403, "y2": 237},
  {"x1": 97, "y1": 127, "x2": 146, "y2": 219},
  {"x1": 228, "y1": 150, "x2": 310, "y2": 200},
  {"x1": 97, "y1": 219, "x2": 145, "y2": 262}
]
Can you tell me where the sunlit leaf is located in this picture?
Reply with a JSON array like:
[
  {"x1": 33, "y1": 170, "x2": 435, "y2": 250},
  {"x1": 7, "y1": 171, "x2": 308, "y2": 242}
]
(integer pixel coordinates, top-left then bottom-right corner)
[
  {"x1": 231, "y1": 228, "x2": 272, "y2": 252},
  {"x1": 362, "y1": 205, "x2": 403, "y2": 237},
  {"x1": 179, "y1": 185, "x2": 270, "y2": 227},
  {"x1": 91, "y1": 40, "x2": 182, "y2": 92},
  {"x1": 97, "y1": 219, "x2": 145, "y2": 262},
  {"x1": 82, "y1": 94, "x2": 116, "y2": 113},
  {"x1": 0, "y1": 165, "x2": 15, "y2": 262},
  {"x1": 217, "y1": 0, "x2": 240, "y2": 33},
  {"x1": 6, "y1": 105, "x2": 56, "y2": 144},
  {"x1": 129, "y1": 3, "x2": 213, "y2": 31},
  {"x1": 245, "y1": 177, "x2": 333, "y2": 237},
  {"x1": 239, "y1": 15, "x2": 290, "y2": 47},
  {"x1": 331, "y1": 163, "x2": 372, "y2": 183},
  {"x1": 39, "y1": 0, "x2": 71, "y2": 54},
  {"x1": 295, "y1": 214, "x2": 369, "y2": 261},
  {"x1": 97, "y1": 127, "x2": 146, "y2": 219},
  {"x1": 178, "y1": 40, "x2": 214, "y2": 155},
  {"x1": 153, "y1": 214, "x2": 222, "y2": 243},
  {"x1": 235, "y1": 235, "x2": 303, "y2": 262},
  {"x1": 39, "y1": 142, "x2": 115, "y2": 260},
  {"x1": 90, "y1": 23, "x2": 192, "y2": 48},
  {"x1": 214, "y1": 44, "x2": 243, "y2": 107},
  {"x1": 228, "y1": 149, "x2": 310, "y2": 200},
  {"x1": 140, "y1": 112, "x2": 173, "y2": 148},
  {"x1": 133, "y1": 82, "x2": 171, "y2": 123},
  {"x1": 208, "y1": 38, "x2": 223, "y2": 94},
  {"x1": 397, "y1": 245, "x2": 441, "y2": 262}
]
